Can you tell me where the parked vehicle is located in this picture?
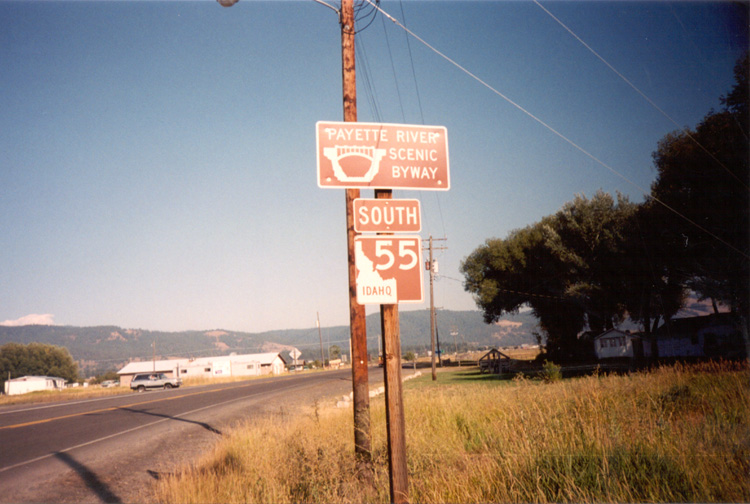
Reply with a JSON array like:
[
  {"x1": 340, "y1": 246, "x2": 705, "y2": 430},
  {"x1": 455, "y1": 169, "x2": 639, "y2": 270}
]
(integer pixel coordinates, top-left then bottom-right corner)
[
  {"x1": 129, "y1": 373, "x2": 181, "y2": 392},
  {"x1": 100, "y1": 380, "x2": 119, "y2": 388}
]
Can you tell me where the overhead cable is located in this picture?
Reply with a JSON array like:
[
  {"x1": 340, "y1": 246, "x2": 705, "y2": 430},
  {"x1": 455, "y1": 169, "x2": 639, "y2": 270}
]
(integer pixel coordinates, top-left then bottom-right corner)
[
  {"x1": 380, "y1": 13, "x2": 406, "y2": 121},
  {"x1": 364, "y1": 0, "x2": 749, "y2": 261},
  {"x1": 440, "y1": 274, "x2": 566, "y2": 301},
  {"x1": 533, "y1": 0, "x2": 749, "y2": 191},
  {"x1": 398, "y1": 0, "x2": 425, "y2": 125}
]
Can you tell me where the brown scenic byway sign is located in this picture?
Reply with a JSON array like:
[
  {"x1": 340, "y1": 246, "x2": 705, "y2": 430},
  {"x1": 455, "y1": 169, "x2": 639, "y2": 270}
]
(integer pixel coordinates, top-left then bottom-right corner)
[
  {"x1": 316, "y1": 121, "x2": 449, "y2": 190},
  {"x1": 353, "y1": 198, "x2": 421, "y2": 233}
]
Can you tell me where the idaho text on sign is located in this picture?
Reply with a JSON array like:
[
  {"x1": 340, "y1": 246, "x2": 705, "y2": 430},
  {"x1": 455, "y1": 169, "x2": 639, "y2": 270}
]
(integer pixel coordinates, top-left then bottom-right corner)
[
  {"x1": 354, "y1": 235, "x2": 423, "y2": 304},
  {"x1": 317, "y1": 121, "x2": 449, "y2": 190}
]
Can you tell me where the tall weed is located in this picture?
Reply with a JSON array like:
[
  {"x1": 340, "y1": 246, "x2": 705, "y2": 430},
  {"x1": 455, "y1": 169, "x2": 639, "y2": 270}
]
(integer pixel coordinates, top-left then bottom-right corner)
[{"x1": 154, "y1": 361, "x2": 749, "y2": 503}]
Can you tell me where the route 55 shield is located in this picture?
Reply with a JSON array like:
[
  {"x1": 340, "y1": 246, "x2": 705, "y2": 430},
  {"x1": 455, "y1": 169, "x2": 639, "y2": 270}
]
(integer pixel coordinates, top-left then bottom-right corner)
[{"x1": 354, "y1": 235, "x2": 423, "y2": 304}]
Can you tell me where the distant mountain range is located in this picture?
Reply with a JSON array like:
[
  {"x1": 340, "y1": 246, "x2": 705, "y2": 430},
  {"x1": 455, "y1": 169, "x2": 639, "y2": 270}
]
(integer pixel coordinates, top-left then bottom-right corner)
[{"x1": 0, "y1": 310, "x2": 539, "y2": 377}]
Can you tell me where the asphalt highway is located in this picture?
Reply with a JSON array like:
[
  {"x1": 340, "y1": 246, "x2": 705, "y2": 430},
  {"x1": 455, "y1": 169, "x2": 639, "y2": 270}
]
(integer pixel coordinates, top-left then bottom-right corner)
[{"x1": 0, "y1": 367, "x2": 385, "y2": 503}]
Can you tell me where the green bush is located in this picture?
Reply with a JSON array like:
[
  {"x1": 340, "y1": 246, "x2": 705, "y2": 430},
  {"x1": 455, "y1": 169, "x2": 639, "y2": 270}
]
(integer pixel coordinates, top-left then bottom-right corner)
[{"x1": 540, "y1": 360, "x2": 562, "y2": 383}]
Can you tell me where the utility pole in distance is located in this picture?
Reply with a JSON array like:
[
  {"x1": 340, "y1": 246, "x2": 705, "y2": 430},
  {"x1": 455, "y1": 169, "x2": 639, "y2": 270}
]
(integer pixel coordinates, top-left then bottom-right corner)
[
  {"x1": 427, "y1": 236, "x2": 447, "y2": 381},
  {"x1": 317, "y1": 312, "x2": 325, "y2": 367}
]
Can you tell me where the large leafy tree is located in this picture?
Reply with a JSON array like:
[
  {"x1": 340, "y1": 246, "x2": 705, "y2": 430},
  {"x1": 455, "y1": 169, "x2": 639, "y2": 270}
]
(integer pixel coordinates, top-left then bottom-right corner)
[
  {"x1": 461, "y1": 191, "x2": 644, "y2": 361},
  {"x1": 617, "y1": 200, "x2": 688, "y2": 336},
  {"x1": 546, "y1": 191, "x2": 638, "y2": 334},
  {"x1": 0, "y1": 342, "x2": 79, "y2": 388},
  {"x1": 648, "y1": 52, "x2": 749, "y2": 320}
]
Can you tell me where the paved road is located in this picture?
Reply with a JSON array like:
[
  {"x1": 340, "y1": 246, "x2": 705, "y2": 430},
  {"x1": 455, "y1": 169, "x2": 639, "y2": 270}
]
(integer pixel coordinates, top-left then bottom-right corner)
[{"x1": 0, "y1": 367, "x2": 385, "y2": 503}]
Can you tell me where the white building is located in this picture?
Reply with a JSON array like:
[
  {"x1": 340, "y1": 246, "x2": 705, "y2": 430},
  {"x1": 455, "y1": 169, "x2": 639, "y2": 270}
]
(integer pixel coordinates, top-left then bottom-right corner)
[
  {"x1": 117, "y1": 352, "x2": 287, "y2": 388},
  {"x1": 4, "y1": 376, "x2": 67, "y2": 395},
  {"x1": 594, "y1": 329, "x2": 644, "y2": 360}
]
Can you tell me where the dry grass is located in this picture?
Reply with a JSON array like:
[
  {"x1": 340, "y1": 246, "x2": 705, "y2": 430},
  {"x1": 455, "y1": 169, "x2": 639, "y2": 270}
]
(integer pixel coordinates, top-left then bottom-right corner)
[
  {"x1": 153, "y1": 361, "x2": 749, "y2": 503},
  {"x1": 0, "y1": 384, "x2": 132, "y2": 406},
  {"x1": 180, "y1": 374, "x2": 272, "y2": 388}
]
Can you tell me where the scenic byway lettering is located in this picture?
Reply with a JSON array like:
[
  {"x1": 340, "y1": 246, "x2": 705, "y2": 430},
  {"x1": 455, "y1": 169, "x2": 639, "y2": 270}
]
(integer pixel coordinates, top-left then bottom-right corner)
[{"x1": 317, "y1": 122, "x2": 449, "y2": 190}]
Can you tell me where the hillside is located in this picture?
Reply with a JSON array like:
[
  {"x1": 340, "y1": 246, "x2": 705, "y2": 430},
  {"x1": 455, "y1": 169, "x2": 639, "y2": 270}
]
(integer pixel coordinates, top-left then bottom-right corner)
[{"x1": 0, "y1": 310, "x2": 540, "y2": 376}]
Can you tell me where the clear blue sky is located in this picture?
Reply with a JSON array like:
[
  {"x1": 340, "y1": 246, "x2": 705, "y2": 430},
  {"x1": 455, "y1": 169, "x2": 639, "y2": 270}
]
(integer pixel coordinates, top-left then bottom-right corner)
[{"x1": 1, "y1": 0, "x2": 746, "y2": 332}]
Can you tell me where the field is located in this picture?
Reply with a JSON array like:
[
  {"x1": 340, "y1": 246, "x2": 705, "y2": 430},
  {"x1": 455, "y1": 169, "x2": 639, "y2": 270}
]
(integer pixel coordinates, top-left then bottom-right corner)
[{"x1": 153, "y1": 360, "x2": 749, "y2": 503}]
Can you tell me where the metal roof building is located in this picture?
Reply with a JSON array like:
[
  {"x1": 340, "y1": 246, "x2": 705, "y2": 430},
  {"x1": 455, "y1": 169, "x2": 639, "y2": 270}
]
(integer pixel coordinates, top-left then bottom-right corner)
[{"x1": 117, "y1": 352, "x2": 286, "y2": 388}]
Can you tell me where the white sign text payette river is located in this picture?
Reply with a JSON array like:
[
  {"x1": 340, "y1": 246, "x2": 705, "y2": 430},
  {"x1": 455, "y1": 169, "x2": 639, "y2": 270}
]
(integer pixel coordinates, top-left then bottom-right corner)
[{"x1": 316, "y1": 122, "x2": 449, "y2": 190}]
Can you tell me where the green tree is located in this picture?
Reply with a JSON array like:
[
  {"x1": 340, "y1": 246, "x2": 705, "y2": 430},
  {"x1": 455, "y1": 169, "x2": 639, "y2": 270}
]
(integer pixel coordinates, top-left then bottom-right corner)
[
  {"x1": 461, "y1": 191, "x2": 668, "y2": 361},
  {"x1": 91, "y1": 370, "x2": 120, "y2": 385},
  {"x1": 546, "y1": 191, "x2": 638, "y2": 334},
  {"x1": 462, "y1": 53, "x2": 750, "y2": 360},
  {"x1": 618, "y1": 200, "x2": 687, "y2": 337},
  {"x1": 649, "y1": 52, "x2": 749, "y2": 320},
  {"x1": 0, "y1": 342, "x2": 79, "y2": 388},
  {"x1": 329, "y1": 344, "x2": 342, "y2": 361}
]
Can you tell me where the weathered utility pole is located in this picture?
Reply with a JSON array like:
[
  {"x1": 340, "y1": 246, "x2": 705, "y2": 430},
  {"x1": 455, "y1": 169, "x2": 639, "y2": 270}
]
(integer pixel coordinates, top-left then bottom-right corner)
[
  {"x1": 317, "y1": 312, "x2": 325, "y2": 366},
  {"x1": 214, "y1": 0, "x2": 373, "y2": 486},
  {"x1": 427, "y1": 236, "x2": 447, "y2": 381},
  {"x1": 376, "y1": 189, "x2": 409, "y2": 504},
  {"x1": 341, "y1": 0, "x2": 373, "y2": 483}
]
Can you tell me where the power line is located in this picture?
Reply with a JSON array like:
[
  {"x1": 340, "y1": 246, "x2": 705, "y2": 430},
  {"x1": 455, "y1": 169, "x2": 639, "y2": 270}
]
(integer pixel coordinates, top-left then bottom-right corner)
[
  {"x1": 355, "y1": 29, "x2": 382, "y2": 122},
  {"x1": 364, "y1": 0, "x2": 750, "y2": 261},
  {"x1": 380, "y1": 13, "x2": 406, "y2": 122},
  {"x1": 398, "y1": 0, "x2": 424, "y2": 125},
  {"x1": 440, "y1": 274, "x2": 566, "y2": 301},
  {"x1": 533, "y1": 0, "x2": 749, "y2": 191},
  {"x1": 393, "y1": 1, "x2": 447, "y2": 239},
  {"x1": 353, "y1": 0, "x2": 380, "y2": 33}
]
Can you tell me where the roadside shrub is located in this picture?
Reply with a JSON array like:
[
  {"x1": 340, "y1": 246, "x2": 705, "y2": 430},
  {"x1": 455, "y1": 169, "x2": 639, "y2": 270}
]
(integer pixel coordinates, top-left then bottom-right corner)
[{"x1": 540, "y1": 360, "x2": 562, "y2": 383}]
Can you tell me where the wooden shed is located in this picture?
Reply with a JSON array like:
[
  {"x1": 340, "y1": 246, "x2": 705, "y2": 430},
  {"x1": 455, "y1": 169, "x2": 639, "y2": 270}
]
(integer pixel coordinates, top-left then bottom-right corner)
[{"x1": 478, "y1": 348, "x2": 513, "y2": 374}]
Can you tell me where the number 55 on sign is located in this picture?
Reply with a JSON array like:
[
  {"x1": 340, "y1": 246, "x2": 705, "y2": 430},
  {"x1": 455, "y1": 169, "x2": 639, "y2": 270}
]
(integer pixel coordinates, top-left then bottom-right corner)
[{"x1": 354, "y1": 236, "x2": 424, "y2": 304}]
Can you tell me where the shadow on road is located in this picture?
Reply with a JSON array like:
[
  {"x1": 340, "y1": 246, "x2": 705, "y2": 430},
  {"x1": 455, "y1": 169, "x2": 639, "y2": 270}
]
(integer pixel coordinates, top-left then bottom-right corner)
[
  {"x1": 119, "y1": 407, "x2": 223, "y2": 435},
  {"x1": 54, "y1": 451, "x2": 122, "y2": 504}
]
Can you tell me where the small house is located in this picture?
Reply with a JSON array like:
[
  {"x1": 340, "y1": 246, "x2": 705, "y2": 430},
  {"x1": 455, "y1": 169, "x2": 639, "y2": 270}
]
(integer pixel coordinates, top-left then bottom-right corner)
[
  {"x1": 594, "y1": 329, "x2": 644, "y2": 361},
  {"x1": 4, "y1": 376, "x2": 67, "y2": 396}
]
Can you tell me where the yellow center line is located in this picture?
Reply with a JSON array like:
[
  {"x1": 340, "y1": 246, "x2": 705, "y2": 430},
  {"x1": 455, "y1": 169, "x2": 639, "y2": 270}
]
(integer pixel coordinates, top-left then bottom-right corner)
[{"x1": 0, "y1": 384, "x2": 249, "y2": 430}]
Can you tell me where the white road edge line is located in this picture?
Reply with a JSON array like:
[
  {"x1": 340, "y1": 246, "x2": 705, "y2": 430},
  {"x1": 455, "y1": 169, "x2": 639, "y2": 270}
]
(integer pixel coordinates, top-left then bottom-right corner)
[{"x1": 0, "y1": 385, "x2": 282, "y2": 474}]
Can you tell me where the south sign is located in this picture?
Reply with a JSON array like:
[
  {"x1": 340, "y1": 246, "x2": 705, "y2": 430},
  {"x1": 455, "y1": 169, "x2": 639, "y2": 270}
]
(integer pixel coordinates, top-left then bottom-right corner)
[
  {"x1": 316, "y1": 121, "x2": 449, "y2": 190},
  {"x1": 353, "y1": 199, "x2": 421, "y2": 233}
]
